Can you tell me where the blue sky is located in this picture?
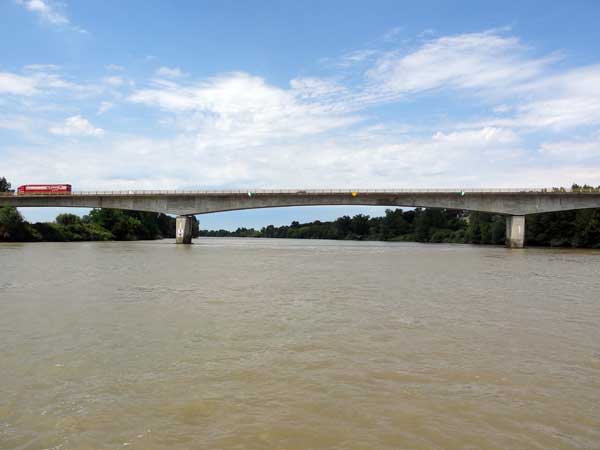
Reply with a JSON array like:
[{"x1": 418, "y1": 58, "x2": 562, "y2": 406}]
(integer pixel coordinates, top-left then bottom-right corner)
[{"x1": 2, "y1": 1, "x2": 600, "y2": 229}]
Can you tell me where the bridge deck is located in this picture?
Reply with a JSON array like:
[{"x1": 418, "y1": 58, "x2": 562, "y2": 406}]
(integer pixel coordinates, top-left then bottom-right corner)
[{"x1": 2, "y1": 188, "x2": 600, "y2": 217}]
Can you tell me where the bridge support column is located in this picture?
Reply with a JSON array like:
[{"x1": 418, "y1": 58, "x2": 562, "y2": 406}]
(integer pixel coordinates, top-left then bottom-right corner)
[
  {"x1": 506, "y1": 215, "x2": 525, "y2": 248},
  {"x1": 176, "y1": 215, "x2": 193, "y2": 244}
]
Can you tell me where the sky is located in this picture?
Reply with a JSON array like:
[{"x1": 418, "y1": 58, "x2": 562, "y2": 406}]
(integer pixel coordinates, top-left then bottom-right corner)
[{"x1": 1, "y1": 0, "x2": 600, "y2": 230}]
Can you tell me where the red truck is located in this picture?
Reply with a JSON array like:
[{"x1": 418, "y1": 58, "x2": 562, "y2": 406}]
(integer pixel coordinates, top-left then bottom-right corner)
[{"x1": 17, "y1": 184, "x2": 72, "y2": 195}]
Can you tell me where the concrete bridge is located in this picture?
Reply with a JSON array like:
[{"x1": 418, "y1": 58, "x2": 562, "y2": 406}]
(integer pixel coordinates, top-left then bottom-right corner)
[{"x1": 2, "y1": 188, "x2": 600, "y2": 247}]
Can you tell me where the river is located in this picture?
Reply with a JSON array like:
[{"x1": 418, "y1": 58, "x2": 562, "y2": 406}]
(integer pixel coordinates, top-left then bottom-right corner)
[{"x1": 1, "y1": 239, "x2": 599, "y2": 449}]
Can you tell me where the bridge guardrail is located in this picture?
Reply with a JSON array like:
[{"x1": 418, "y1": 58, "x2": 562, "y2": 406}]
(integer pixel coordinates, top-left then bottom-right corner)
[
  {"x1": 2, "y1": 187, "x2": 600, "y2": 197},
  {"x1": 70, "y1": 188, "x2": 558, "y2": 195}
]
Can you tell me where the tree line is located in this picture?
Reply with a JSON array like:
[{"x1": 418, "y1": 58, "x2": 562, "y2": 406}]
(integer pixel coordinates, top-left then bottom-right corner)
[
  {"x1": 199, "y1": 206, "x2": 600, "y2": 248},
  {"x1": 200, "y1": 209, "x2": 505, "y2": 244}
]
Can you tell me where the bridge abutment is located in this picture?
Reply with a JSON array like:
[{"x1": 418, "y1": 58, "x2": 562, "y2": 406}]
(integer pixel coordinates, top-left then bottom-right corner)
[
  {"x1": 176, "y1": 215, "x2": 193, "y2": 244},
  {"x1": 506, "y1": 215, "x2": 525, "y2": 248}
]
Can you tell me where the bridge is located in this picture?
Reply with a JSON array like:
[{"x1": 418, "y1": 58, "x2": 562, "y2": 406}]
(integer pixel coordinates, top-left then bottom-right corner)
[{"x1": 2, "y1": 188, "x2": 600, "y2": 247}]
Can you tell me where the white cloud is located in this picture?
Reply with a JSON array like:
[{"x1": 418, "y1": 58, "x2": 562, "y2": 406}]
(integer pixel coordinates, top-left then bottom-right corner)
[
  {"x1": 97, "y1": 101, "x2": 113, "y2": 115},
  {"x1": 382, "y1": 27, "x2": 403, "y2": 42},
  {"x1": 0, "y1": 72, "x2": 39, "y2": 95},
  {"x1": 358, "y1": 31, "x2": 600, "y2": 132},
  {"x1": 102, "y1": 76, "x2": 124, "y2": 87},
  {"x1": 0, "y1": 67, "x2": 86, "y2": 97},
  {"x1": 517, "y1": 97, "x2": 600, "y2": 130},
  {"x1": 16, "y1": 0, "x2": 69, "y2": 25},
  {"x1": 290, "y1": 77, "x2": 347, "y2": 99},
  {"x1": 334, "y1": 49, "x2": 379, "y2": 68},
  {"x1": 493, "y1": 104, "x2": 512, "y2": 113},
  {"x1": 129, "y1": 72, "x2": 360, "y2": 145},
  {"x1": 23, "y1": 64, "x2": 60, "y2": 72},
  {"x1": 105, "y1": 64, "x2": 125, "y2": 71},
  {"x1": 470, "y1": 65, "x2": 600, "y2": 131},
  {"x1": 341, "y1": 127, "x2": 523, "y2": 183},
  {"x1": 3, "y1": 122, "x2": 529, "y2": 192},
  {"x1": 0, "y1": 115, "x2": 33, "y2": 132},
  {"x1": 433, "y1": 127, "x2": 518, "y2": 145},
  {"x1": 512, "y1": 66, "x2": 600, "y2": 130},
  {"x1": 49, "y1": 115, "x2": 104, "y2": 137},
  {"x1": 155, "y1": 67, "x2": 186, "y2": 78},
  {"x1": 16, "y1": 0, "x2": 87, "y2": 33},
  {"x1": 539, "y1": 134, "x2": 600, "y2": 161},
  {"x1": 364, "y1": 31, "x2": 554, "y2": 102}
]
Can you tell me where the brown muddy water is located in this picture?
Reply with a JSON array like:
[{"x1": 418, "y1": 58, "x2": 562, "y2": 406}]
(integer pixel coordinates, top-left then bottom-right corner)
[{"x1": 1, "y1": 238, "x2": 599, "y2": 450}]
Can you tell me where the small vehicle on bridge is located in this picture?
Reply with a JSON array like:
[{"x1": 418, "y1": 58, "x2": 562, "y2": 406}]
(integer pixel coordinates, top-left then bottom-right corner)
[{"x1": 17, "y1": 184, "x2": 72, "y2": 195}]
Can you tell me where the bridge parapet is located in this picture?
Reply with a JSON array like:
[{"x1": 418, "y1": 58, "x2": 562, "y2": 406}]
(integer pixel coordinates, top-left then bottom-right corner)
[
  {"x1": 3, "y1": 189, "x2": 600, "y2": 216},
  {"x1": 5, "y1": 187, "x2": 600, "y2": 197}
]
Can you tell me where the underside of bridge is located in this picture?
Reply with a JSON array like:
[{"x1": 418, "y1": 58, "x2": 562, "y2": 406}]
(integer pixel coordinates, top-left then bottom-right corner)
[{"x1": 3, "y1": 189, "x2": 600, "y2": 248}]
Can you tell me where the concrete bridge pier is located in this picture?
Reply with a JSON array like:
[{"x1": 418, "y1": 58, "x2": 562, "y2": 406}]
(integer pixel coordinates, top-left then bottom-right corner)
[
  {"x1": 176, "y1": 215, "x2": 194, "y2": 244},
  {"x1": 506, "y1": 215, "x2": 525, "y2": 248}
]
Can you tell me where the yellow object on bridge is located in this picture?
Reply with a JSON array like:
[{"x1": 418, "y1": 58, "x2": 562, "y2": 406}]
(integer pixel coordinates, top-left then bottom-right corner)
[{"x1": 351, "y1": 191, "x2": 358, "y2": 197}]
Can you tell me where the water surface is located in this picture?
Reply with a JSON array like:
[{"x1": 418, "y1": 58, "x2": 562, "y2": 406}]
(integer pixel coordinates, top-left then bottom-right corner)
[{"x1": 1, "y1": 239, "x2": 599, "y2": 449}]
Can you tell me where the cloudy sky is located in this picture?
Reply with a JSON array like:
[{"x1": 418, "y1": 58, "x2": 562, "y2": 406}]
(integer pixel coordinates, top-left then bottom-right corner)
[{"x1": 2, "y1": 1, "x2": 600, "y2": 228}]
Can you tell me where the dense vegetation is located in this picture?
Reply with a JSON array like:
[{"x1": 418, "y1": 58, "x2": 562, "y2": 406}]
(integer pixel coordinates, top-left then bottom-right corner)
[
  {"x1": 0, "y1": 177, "x2": 199, "y2": 242},
  {"x1": 200, "y1": 209, "x2": 506, "y2": 244},
  {"x1": 3, "y1": 177, "x2": 600, "y2": 247},
  {"x1": 200, "y1": 206, "x2": 600, "y2": 248}
]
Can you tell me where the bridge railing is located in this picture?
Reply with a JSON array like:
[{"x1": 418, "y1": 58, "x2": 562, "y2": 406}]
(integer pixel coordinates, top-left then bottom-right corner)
[
  {"x1": 65, "y1": 188, "x2": 592, "y2": 195},
  {"x1": 3, "y1": 187, "x2": 600, "y2": 196},
  {"x1": 70, "y1": 188, "x2": 552, "y2": 195}
]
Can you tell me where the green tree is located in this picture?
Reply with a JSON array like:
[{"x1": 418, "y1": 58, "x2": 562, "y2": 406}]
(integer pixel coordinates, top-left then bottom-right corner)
[
  {"x1": 85, "y1": 208, "x2": 166, "y2": 240},
  {"x1": 56, "y1": 213, "x2": 82, "y2": 226},
  {"x1": 0, "y1": 177, "x2": 11, "y2": 192},
  {"x1": 112, "y1": 215, "x2": 144, "y2": 240},
  {"x1": 489, "y1": 216, "x2": 506, "y2": 244},
  {"x1": 526, "y1": 211, "x2": 576, "y2": 247},
  {"x1": 0, "y1": 207, "x2": 34, "y2": 241},
  {"x1": 466, "y1": 212, "x2": 483, "y2": 244},
  {"x1": 262, "y1": 224, "x2": 276, "y2": 238},
  {"x1": 0, "y1": 177, "x2": 35, "y2": 241},
  {"x1": 350, "y1": 214, "x2": 371, "y2": 238},
  {"x1": 191, "y1": 215, "x2": 200, "y2": 238},
  {"x1": 573, "y1": 209, "x2": 600, "y2": 248},
  {"x1": 335, "y1": 215, "x2": 352, "y2": 238},
  {"x1": 381, "y1": 208, "x2": 410, "y2": 239},
  {"x1": 414, "y1": 209, "x2": 437, "y2": 242}
]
